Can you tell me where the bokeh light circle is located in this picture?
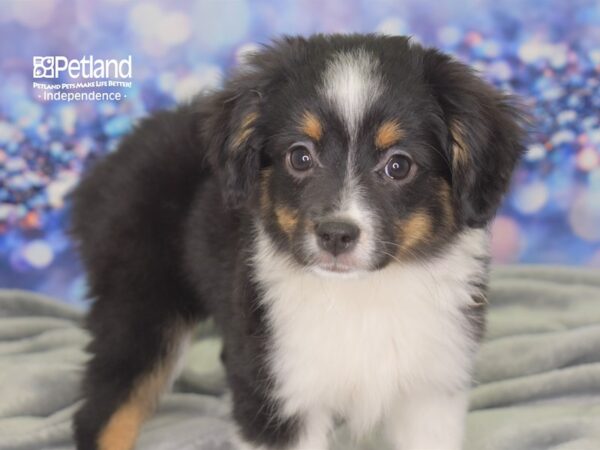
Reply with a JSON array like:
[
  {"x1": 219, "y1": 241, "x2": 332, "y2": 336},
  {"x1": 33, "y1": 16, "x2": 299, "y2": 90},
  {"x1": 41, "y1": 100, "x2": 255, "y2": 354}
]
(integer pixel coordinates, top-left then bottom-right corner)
[
  {"x1": 569, "y1": 192, "x2": 600, "y2": 242},
  {"x1": 491, "y1": 216, "x2": 522, "y2": 264},
  {"x1": 22, "y1": 240, "x2": 54, "y2": 269}
]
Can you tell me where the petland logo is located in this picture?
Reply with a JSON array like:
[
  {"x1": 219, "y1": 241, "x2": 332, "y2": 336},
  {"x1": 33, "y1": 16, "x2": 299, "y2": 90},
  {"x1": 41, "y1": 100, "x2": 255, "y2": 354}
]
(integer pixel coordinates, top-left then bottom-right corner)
[
  {"x1": 32, "y1": 55, "x2": 133, "y2": 102},
  {"x1": 33, "y1": 55, "x2": 132, "y2": 79}
]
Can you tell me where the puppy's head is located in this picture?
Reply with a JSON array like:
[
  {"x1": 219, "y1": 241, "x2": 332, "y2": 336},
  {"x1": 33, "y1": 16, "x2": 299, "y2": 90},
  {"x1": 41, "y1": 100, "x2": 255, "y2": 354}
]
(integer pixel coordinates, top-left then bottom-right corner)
[{"x1": 202, "y1": 35, "x2": 526, "y2": 276}]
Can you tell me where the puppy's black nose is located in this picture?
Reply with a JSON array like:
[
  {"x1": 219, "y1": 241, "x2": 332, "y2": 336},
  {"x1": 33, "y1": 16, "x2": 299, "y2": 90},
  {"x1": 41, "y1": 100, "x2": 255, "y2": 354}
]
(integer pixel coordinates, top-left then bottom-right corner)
[{"x1": 316, "y1": 220, "x2": 360, "y2": 256}]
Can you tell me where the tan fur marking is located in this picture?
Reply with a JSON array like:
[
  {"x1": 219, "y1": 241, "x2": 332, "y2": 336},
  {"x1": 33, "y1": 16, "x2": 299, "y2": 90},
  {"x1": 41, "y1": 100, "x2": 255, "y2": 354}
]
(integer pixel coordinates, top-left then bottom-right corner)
[
  {"x1": 397, "y1": 210, "x2": 432, "y2": 254},
  {"x1": 241, "y1": 112, "x2": 259, "y2": 130},
  {"x1": 98, "y1": 396, "x2": 145, "y2": 450},
  {"x1": 261, "y1": 170, "x2": 299, "y2": 235},
  {"x1": 375, "y1": 120, "x2": 404, "y2": 149},
  {"x1": 231, "y1": 127, "x2": 254, "y2": 150},
  {"x1": 98, "y1": 325, "x2": 190, "y2": 450},
  {"x1": 232, "y1": 112, "x2": 259, "y2": 150},
  {"x1": 450, "y1": 120, "x2": 468, "y2": 168},
  {"x1": 300, "y1": 111, "x2": 323, "y2": 141},
  {"x1": 438, "y1": 179, "x2": 455, "y2": 228},
  {"x1": 98, "y1": 367, "x2": 168, "y2": 450},
  {"x1": 275, "y1": 206, "x2": 298, "y2": 236}
]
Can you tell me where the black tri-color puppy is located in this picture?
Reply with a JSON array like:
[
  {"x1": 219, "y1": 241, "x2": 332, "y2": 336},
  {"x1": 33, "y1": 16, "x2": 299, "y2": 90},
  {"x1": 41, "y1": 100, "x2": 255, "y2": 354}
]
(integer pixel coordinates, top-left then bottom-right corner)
[{"x1": 71, "y1": 34, "x2": 525, "y2": 450}]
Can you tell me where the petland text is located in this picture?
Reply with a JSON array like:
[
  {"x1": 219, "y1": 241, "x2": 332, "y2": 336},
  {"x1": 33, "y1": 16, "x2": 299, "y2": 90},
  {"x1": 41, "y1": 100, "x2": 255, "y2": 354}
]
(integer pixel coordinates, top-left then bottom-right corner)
[{"x1": 33, "y1": 55, "x2": 132, "y2": 79}]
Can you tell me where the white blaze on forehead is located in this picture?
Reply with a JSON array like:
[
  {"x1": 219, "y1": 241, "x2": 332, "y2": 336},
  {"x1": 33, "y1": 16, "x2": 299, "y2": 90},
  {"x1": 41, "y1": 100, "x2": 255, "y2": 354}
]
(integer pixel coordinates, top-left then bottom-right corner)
[
  {"x1": 316, "y1": 49, "x2": 384, "y2": 268},
  {"x1": 320, "y1": 49, "x2": 384, "y2": 140}
]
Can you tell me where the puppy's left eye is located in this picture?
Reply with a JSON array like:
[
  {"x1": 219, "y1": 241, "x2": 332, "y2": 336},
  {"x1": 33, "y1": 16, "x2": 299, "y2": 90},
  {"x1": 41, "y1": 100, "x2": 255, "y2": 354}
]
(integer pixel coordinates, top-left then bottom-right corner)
[
  {"x1": 384, "y1": 154, "x2": 412, "y2": 180},
  {"x1": 288, "y1": 145, "x2": 314, "y2": 172}
]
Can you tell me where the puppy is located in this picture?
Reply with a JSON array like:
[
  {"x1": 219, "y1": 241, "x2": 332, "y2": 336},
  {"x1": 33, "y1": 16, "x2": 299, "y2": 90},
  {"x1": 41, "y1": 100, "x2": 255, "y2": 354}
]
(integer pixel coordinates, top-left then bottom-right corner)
[{"x1": 71, "y1": 34, "x2": 525, "y2": 450}]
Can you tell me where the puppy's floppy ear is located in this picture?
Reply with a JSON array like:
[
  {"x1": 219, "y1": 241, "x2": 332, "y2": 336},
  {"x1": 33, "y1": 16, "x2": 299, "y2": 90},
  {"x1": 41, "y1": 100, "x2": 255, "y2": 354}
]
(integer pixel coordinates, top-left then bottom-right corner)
[
  {"x1": 423, "y1": 49, "x2": 528, "y2": 228},
  {"x1": 199, "y1": 80, "x2": 265, "y2": 209}
]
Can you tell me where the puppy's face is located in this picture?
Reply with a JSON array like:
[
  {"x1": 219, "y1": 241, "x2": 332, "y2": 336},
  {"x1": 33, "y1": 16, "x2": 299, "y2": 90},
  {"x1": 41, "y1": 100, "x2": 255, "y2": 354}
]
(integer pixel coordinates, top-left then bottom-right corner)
[
  {"x1": 203, "y1": 36, "x2": 525, "y2": 276},
  {"x1": 257, "y1": 52, "x2": 455, "y2": 275}
]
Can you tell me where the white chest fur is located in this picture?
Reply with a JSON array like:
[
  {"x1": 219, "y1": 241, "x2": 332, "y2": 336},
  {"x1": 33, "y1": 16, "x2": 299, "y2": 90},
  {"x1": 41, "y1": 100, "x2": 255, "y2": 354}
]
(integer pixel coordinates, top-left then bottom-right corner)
[{"x1": 252, "y1": 228, "x2": 488, "y2": 438}]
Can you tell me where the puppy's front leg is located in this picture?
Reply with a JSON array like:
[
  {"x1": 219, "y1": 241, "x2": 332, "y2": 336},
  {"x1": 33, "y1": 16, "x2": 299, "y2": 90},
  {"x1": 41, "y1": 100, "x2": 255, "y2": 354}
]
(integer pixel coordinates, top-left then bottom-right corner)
[
  {"x1": 233, "y1": 431, "x2": 328, "y2": 450},
  {"x1": 232, "y1": 406, "x2": 330, "y2": 450},
  {"x1": 385, "y1": 388, "x2": 469, "y2": 450}
]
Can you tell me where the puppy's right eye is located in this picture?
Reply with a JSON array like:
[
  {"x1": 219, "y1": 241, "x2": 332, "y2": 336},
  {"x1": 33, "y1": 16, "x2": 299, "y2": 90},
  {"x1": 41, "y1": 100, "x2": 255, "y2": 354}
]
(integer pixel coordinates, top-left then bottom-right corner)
[{"x1": 288, "y1": 145, "x2": 314, "y2": 172}]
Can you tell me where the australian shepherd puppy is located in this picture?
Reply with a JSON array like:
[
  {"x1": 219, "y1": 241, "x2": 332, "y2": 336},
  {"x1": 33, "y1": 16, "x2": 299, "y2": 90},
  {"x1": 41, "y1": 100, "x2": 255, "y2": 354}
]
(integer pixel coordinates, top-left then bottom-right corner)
[{"x1": 71, "y1": 34, "x2": 525, "y2": 450}]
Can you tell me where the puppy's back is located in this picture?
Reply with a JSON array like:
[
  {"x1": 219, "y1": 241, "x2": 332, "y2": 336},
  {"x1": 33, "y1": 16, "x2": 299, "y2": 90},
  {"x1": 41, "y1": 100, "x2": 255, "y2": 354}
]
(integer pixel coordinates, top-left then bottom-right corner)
[{"x1": 70, "y1": 103, "x2": 208, "y2": 302}]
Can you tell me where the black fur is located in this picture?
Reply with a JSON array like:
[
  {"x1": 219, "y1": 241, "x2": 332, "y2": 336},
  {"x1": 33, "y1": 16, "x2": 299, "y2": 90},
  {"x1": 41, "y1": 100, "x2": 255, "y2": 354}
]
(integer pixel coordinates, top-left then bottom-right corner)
[
  {"x1": 422, "y1": 48, "x2": 528, "y2": 227},
  {"x1": 71, "y1": 34, "x2": 525, "y2": 449}
]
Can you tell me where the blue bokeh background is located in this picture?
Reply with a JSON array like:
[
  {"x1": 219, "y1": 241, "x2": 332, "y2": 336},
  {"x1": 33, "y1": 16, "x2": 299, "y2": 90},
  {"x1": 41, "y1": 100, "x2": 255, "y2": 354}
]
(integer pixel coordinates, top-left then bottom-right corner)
[{"x1": 1, "y1": 0, "x2": 599, "y2": 307}]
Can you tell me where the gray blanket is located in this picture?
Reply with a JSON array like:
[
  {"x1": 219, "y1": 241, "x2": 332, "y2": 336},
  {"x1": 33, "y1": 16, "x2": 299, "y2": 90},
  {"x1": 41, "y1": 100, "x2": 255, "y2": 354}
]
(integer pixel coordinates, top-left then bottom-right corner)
[{"x1": 1, "y1": 266, "x2": 599, "y2": 450}]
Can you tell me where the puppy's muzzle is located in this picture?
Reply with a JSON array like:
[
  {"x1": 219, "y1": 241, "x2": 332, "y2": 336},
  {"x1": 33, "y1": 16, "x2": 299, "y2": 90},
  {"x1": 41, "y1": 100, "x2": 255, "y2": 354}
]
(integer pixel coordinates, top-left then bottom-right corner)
[{"x1": 315, "y1": 220, "x2": 360, "y2": 256}]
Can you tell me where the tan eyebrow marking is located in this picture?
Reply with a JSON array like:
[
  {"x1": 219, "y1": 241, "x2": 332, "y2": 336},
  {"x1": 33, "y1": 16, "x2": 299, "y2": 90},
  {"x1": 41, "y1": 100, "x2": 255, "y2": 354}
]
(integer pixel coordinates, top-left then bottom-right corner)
[
  {"x1": 375, "y1": 120, "x2": 404, "y2": 149},
  {"x1": 231, "y1": 112, "x2": 259, "y2": 150},
  {"x1": 299, "y1": 111, "x2": 323, "y2": 141},
  {"x1": 449, "y1": 120, "x2": 468, "y2": 168}
]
